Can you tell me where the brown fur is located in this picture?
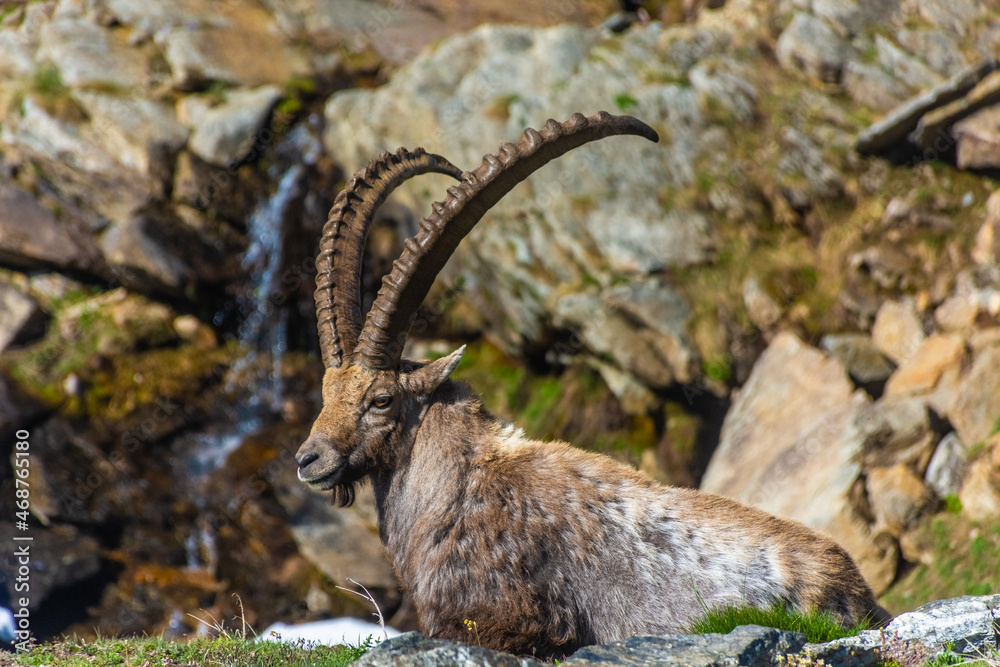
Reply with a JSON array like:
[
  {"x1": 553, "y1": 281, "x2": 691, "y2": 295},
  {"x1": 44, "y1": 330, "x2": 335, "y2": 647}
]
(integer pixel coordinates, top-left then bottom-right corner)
[{"x1": 297, "y1": 352, "x2": 891, "y2": 657}]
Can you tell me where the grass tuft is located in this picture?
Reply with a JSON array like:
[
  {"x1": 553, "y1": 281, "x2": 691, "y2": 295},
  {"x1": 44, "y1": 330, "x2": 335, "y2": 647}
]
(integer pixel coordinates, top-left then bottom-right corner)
[{"x1": 688, "y1": 603, "x2": 868, "y2": 643}]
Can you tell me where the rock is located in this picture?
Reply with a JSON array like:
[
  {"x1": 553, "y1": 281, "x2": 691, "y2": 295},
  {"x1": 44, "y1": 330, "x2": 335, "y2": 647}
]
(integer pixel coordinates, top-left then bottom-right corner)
[
  {"x1": 959, "y1": 445, "x2": 1000, "y2": 520},
  {"x1": 3, "y1": 96, "x2": 153, "y2": 225},
  {"x1": 185, "y1": 86, "x2": 283, "y2": 167},
  {"x1": 566, "y1": 625, "x2": 807, "y2": 666},
  {"x1": 968, "y1": 327, "x2": 1000, "y2": 355},
  {"x1": 912, "y1": 69, "x2": 1000, "y2": 150},
  {"x1": 271, "y1": 463, "x2": 398, "y2": 592},
  {"x1": 896, "y1": 29, "x2": 969, "y2": 78},
  {"x1": 820, "y1": 333, "x2": 895, "y2": 385},
  {"x1": 172, "y1": 315, "x2": 217, "y2": 350},
  {"x1": 950, "y1": 345, "x2": 1000, "y2": 449},
  {"x1": 934, "y1": 292, "x2": 980, "y2": 331},
  {"x1": 602, "y1": 280, "x2": 696, "y2": 384},
  {"x1": 72, "y1": 92, "x2": 188, "y2": 180},
  {"x1": 913, "y1": 0, "x2": 989, "y2": 35},
  {"x1": 743, "y1": 277, "x2": 783, "y2": 330},
  {"x1": 953, "y1": 105, "x2": 1000, "y2": 170},
  {"x1": 843, "y1": 60, "x2": 912, "y2": 112},
  {"x1": 100, "y1": 214, "x2": 192, "y2": 293},
  {"x1": 553, "y1": 289, "x2": 679, "y2": 390},
  {"x1": 354, "y1": 597, "x2": 1000, "y2": 667},
  {"x1": 775, "y1": 13, "x2": 850, "y2": 83},
  {"x1": 873, "y1": 35, "x2": 943, "y2": 92},
  {"x1": 164, "y1": 24, "x2": 310, "y2": 90},
  {"x1": 171, "y1": 151, "x2": 262, "y2": 226},
  {"x1": 872, "y1": 299, "x2": 925, "y2": 365},
  {"x1": 863, "y1": 396, "x2": 936, "y2": 469},
  {"x1": 884, "y1": 333, "x2": 965, "y2": 397},
  {"x1": 0, "y1": 522, "x2": 101, "y2": 608},
  {"x1": 0, "y1": 28, "x2": 36, "y2": 78},
  {"x1": 810, "y1": 0, "x2": 898, "y2": 38},
  {"x1": 808, "y1": 595, "x2": 1000, "y2": 667},
  {"x1": 355, "y1": 632, "x2": 542, "y2": 667},
  {"x1": 0, "y1": 282, "x2": 47, "y2": 352},
  {"x1": 700, "y1": 333, "x2": 896, "y2": 591},
  {"x1": 856, "y1": 61, "x2": 997, "y2": 155},
  {"x1": 971, "y1": 192, "x2": 1000, "y2": 265},
  {"x1": 36, "y1": 18, "x2": 149, "y2": 89},
  {"x1": 866, "y1": 464, "x2": 929, "y2": 536},
  {"x1": 0, "y1": 371, "x2": 49, "y2": 439},
  {"x1": 925, "y1": 432, "x2": 970, "y2": 498},
  {"x1": 0, "y1": 182, "x2": 101, "y2": 273}
]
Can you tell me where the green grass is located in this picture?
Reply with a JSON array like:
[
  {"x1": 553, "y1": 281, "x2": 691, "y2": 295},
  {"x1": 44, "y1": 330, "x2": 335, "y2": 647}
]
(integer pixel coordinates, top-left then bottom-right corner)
[
  {"x1": 0, "y1": 633, "x2": 373, "y2": 667},
  {"x1": 688, "y1": 603, "x2": 869, "y2": 643},
  {"x1": 880, "y1": 512, "x2": 1000, "y2": 614}
]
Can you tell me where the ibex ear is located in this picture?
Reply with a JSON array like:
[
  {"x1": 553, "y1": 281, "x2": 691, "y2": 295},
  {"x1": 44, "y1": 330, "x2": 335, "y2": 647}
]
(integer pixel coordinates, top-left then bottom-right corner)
[{"x1": 401, "y1": 345, "x2": 465, "y2": 397}]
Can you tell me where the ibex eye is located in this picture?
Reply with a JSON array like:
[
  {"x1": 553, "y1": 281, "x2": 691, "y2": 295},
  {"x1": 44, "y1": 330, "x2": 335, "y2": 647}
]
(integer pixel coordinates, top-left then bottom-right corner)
[{"x1": 371, "y1": 395, "x2": 393, "y2": 409}]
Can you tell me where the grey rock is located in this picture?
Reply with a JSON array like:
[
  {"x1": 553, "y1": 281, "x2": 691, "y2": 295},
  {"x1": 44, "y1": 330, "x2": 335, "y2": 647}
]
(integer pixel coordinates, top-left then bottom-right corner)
[
  {"x1": 92, "y1": 0, "x2": 219, "y2": 33},
  {"x1": 953, "y1": 105, "x2": 1000, "y2": 170},
  {"x1": 911, "y1": 0, "x2": 988, "y2": 35},
  {"x1": 810, "y1": 0, "x2": 899, "y2": 38},
  {"x1": 565, "y1": 625, "x2": 807, "y2": 666},
  {"x1": 355, "y1": 632, "x2": 543, "y2": 667},
  {"x1": 0, "y1": 28, "x2": 36, "y2": 78},
  {"x1": 0, "y1": 522, "x2": 101, "y2": 608},
  {"x1": 820, "y1": 333, "x2": 895, "y2": 385},
  {"x1": 0, "y1": 282, "x2": 47, "y2": 353},
  {"x1": 99, "y1": 213, "x2": 191, "y2": 293},
  {"x1": 73, "y1": 92, "x2": 188, "y2": 179},
  {"x1": 896, "y1": 29, "x2": 969, "y2": 77},
  {"x1": 0, "y1": 182, "x2": 100, "y2": 272},
  {"x1": 775, "y1": 12, "x2": 851, "y2": 83},
  {"x1": 856, "y1": 60, "x2": 997, "y2": 154},
  {"x1": 912, "y1": 69, "x2": 1000, "y2": 150},
  {"x1": 833, "y1": 594, "x2": 1000, "y2": 664},
  {"x1": 843, "y1": 60, "x2": 911, "y2": 112},
  {"x1": 553, "y1": 289, "x2": 678, "y2": 390},
  {"x1": 186, "y1": 86, "x2": 282, "y2": 167},
  {"x1": 925, "y1": 431, "x2": 970, "y2": 498},
  {"x1": 874, "y1": 35, "x2": 943, "y2": 92},
  {"x1": 36, "y1": 18, "x2": 148, "y2": 89},
  {"x1": 950, "y1": 344, "x2": 1000, "y2": 449}
]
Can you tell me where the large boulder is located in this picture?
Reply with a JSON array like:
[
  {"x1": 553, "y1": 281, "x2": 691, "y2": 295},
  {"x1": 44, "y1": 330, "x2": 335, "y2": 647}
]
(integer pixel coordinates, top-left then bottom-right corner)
[{"x1": 0, "y1": 183, "x2": 102, "y2": 273}]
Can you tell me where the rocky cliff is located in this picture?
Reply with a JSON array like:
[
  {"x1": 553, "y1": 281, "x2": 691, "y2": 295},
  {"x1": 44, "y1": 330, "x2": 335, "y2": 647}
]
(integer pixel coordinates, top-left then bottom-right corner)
[{"x1": 0, "y1": 0, "x2": 998, "y2": 650}]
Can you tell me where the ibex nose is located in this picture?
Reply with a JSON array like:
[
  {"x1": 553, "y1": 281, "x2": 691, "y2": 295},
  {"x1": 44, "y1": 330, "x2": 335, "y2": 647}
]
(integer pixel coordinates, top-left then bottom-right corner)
[{"x1": 296, "y1": 451, "x2": 319, "y2": 469}]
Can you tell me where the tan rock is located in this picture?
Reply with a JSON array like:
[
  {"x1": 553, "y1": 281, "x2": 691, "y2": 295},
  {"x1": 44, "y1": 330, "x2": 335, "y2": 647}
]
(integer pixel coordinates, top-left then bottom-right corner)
[
  {"x1": 934, "y1": 293, "x2": 979, "y2": 332},
  {"x1": 968, "y1": 327, "x2": 1000, "y2": 355},
  {"x1": 173, "y1": 315, "x2": 217, "y2": 350},
  {"x1": 872, "y1": 299, "x2": 925, "y2": 365},
  {"x1": 867, "y1": 464, "x2": 929, "y2": 536},
  {"x1": 971, "y1": 191, "x2": 1000, "y2": 266},
  {"x1": 884, "y1": 333, "x2": 965, "y2": 397},
  {"x1": 950, "y1": 345, "x2": 1000, "y2": 449},
  {"x1": 959, "y1": 455, "x2": 1000, "y2": 521},
  {"x1": 743, "y1": 277, "x2": 783, "y2": 330},
  {"x1": 954, "y1": 105, "x2": 1000, "y2": 170}
]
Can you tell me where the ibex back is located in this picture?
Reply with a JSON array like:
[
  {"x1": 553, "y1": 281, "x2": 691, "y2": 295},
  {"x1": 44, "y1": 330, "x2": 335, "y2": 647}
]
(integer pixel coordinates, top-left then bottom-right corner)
[{"x1": 295, "y1": 112, "x2": 891, "y2": 657}]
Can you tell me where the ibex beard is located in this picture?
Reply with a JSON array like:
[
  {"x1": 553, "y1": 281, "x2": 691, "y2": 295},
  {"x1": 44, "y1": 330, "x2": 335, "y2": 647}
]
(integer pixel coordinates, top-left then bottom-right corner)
[{"x1": 296, "y1": 112, "x2": 891, "y2": 658}]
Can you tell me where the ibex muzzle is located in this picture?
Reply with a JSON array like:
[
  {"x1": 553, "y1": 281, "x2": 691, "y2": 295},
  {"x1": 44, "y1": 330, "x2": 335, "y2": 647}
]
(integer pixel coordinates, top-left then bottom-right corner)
[{"x1": 298, "y1": 112, "x2": 890, "y2": 656}]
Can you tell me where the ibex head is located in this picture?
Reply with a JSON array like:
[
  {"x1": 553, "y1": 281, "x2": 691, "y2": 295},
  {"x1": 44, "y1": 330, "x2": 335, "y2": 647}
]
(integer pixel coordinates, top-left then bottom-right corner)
[{"x1": 296, "y1": 112, "x2": 659, "y2": 506}]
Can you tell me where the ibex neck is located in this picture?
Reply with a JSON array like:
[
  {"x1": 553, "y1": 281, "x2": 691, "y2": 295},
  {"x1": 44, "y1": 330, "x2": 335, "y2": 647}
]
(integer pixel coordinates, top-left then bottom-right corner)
[{"x1": 371, "y1": 382, "x2": 493, "y2": 571}]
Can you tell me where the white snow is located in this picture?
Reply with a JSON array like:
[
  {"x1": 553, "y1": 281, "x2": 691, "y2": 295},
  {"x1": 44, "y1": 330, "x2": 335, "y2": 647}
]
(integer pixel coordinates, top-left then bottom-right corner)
[{"x1": 259, "y1": 617, "x2": 401, "y2": 647}]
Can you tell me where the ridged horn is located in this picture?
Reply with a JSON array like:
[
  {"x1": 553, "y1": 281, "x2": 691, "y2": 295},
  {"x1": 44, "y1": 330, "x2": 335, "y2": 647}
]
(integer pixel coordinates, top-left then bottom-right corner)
[
  {"x1": 354, "y1": 111, "x2": 659, "y2": 369},
  {"x1": 315, "y1": 147, "x2": 463, "y2": 368}
]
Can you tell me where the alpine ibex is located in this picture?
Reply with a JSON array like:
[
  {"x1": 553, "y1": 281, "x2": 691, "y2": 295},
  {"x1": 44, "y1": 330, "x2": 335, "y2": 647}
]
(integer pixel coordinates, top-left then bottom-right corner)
[{"x1": 296, "y1": 112, "x2": 891, "y2": 657}]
